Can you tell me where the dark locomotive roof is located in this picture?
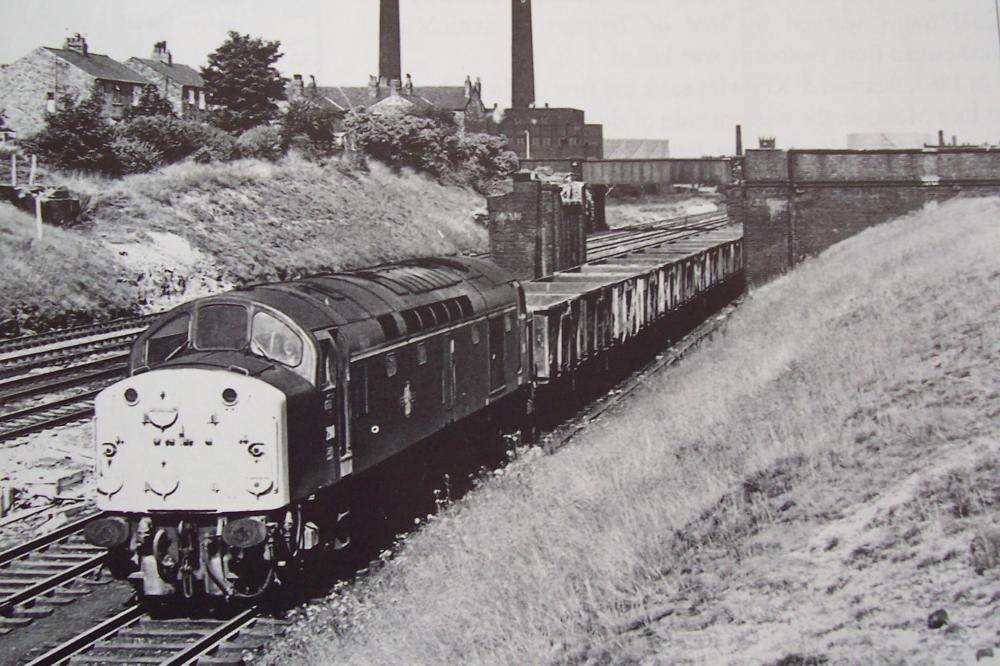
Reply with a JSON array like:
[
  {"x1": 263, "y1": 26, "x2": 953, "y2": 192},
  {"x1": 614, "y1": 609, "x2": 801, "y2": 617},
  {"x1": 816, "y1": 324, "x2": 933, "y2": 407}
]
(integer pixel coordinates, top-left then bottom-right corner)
[{"x1": 155, "y1": 256, "x2": 519, "y2": 357}]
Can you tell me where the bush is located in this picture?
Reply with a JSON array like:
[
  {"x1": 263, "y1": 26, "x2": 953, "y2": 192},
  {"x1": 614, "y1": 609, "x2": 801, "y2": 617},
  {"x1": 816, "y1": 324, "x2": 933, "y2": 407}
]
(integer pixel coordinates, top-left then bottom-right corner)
[
  {"x1": 115, "y1": 116, "x2": 197, "y2": 163},
  {"x1": 458, "y1": 133, "x2": 519, "y2": 191},
  {"x1": 188, "y1": 124, "x2": 238, "y2": 163},
  {"x1": 111, "y1": 137, "x2": 164, "y2": 175},
  {"x1": 115, "y1": 116, "x2": 237, "y2": 165},
  {"x1": 237, "y1": 125, "x2": 284, "y2": 160},
  {"x1": 22, "y1": 87, "x2": 117, "y2": 175},
  {"x1": 344, "y1": 108, "x2": 517, "y2": 192},
  {"x1": 280, "y1": 99, "x2": 342, "y2": 157},
  {"x1": 345, "y1": 109, "x2": 457, "y2": 177}
]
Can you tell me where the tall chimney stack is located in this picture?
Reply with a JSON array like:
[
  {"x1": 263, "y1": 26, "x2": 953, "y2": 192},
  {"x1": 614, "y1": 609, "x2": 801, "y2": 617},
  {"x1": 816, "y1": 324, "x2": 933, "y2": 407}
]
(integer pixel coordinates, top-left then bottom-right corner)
[
  {"x1": 379, "y1": 0, "x2": 402, "y2": 85},
  {"x1": 512, "y1": 0, "x2": 535, "y2": 109}
]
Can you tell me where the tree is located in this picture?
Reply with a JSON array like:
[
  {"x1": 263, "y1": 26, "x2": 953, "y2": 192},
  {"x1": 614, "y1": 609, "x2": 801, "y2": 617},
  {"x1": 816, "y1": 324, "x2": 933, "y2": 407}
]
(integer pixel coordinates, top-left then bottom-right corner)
[
  {"x1": 123, "y1": 85, "x2": 175, "y2": 120},
  {"x1": 201, "y1": 31, "x2": 286, "y2": 133},
  {"x1": 22, "y1": 85, "x2": 117, "y2": 174}
]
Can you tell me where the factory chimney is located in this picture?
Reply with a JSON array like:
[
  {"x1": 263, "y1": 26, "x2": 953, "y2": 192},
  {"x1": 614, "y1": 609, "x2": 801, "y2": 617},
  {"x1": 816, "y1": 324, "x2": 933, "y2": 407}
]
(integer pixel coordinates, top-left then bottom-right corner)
[
  {"x1": 512, "y1": 0, "x2": 535, "y2": 109},
  {"x1": 379, "y1": 0, "x2": 401, "y2": 85}
]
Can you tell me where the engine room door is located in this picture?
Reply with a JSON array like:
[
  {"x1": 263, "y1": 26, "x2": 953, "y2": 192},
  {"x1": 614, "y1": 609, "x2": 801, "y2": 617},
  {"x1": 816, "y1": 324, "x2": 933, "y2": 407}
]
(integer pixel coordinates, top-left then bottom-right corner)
[
  {"x1": 443, "y1": 336, "x2": 456, "y2": 410},
  {"x1": 320, "y1": 336, "x2": 351, "y2": 479},
  {"x1": 488, "y1": 315, "x2": 505, "y2": 392}
]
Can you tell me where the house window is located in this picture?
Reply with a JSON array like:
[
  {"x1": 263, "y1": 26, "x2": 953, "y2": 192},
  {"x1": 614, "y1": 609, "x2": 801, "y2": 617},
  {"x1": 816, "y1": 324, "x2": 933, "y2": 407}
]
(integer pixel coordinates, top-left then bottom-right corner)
[
  {"x1": 187, "y1": 88, "x2": 196, "y2": 104},
  {"x1": 46, "y1": 92, "x2": 56, "y2": 113},
  {"x1": 112, "y1": 84, "x2": 124, "y2": 106}
]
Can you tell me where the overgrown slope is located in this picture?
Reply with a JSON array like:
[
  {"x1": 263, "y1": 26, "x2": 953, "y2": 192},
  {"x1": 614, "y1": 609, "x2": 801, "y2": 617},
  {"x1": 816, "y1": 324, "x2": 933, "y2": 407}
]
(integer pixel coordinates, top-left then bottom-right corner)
[
  {"x1": 1, "y1": 157, "x2": 486, "y2": 333},
  {"x1": 265, "y1": 197, "x2": 1000, "y2": 665}
]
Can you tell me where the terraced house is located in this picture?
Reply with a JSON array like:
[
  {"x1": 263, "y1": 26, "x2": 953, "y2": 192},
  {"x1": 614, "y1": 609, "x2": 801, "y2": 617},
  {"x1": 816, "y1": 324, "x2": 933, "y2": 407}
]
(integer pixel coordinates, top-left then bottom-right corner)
[
  {"x1": 0, "y1": 34, "x2": 149, "y2": 135},
  {"x1": 126, "y1": 42, "x2": 206, "y2": 120}
]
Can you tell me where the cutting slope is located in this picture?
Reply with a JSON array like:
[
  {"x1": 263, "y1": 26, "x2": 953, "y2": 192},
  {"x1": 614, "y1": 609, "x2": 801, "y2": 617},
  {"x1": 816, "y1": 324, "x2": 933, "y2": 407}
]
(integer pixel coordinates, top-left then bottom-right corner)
[
  {"x1": 1, "y1": 157, "x2": 486, "y2": 333},
  {"x1": 266, "y1": 196, "x2": 1000, "y2": 665}
]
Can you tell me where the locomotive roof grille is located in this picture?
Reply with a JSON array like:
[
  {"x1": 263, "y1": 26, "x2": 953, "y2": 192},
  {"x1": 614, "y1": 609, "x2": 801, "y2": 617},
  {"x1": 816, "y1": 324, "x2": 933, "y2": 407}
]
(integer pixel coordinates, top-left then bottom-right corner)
[
  {"x1": 393, "y1": 295, "x2": 476, "y2": 337},
  {"x1": 356, "y1": 264, "x2": 464, "y2": 295}
]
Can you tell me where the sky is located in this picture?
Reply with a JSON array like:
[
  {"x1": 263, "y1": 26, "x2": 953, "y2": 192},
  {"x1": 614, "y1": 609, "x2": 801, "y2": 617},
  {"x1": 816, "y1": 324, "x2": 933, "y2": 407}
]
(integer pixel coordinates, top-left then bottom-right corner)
[{"x1": 1, "y1": 0, "x2": 999, "y2": 156}]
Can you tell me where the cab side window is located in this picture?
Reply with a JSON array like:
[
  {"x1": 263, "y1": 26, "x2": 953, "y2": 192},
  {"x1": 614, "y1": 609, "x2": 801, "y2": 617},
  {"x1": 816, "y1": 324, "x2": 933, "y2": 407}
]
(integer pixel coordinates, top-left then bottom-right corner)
[{"x1": 146, "y1": 313, "x2": 191, "y2": 365}]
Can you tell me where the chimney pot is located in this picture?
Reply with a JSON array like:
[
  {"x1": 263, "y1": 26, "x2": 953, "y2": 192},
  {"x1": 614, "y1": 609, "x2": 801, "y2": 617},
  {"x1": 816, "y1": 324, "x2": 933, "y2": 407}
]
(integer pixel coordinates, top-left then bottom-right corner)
[{"x1": 65, "y1": 33, "x2": 88, "y2": 56}]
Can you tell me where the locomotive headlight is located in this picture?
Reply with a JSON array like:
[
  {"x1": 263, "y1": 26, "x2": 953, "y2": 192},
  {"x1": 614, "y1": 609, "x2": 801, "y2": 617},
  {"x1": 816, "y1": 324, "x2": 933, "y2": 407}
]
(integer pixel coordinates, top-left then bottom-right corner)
[
  {"x1": 222, "y1": 388, "x2": 238, "y2": 405},
  {"x1": 222, "y1": 517, "x2": 267, "y2": 549},
  {"x1": 124, "y1": 388, "x2": 139, "y2": 405},
  {"x1": 83, "y1": 516, "x2": 130, "y2": 548}
]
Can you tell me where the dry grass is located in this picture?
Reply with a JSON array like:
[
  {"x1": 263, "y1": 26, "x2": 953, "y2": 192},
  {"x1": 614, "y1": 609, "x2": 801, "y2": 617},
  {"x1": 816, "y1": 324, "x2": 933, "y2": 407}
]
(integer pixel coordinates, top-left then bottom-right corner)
[
  {"x1": 263, "y1": 196, "x2": 1000, "y2": 665},
  {"x1": 70, "y1": 155, "x2": 486, "y2": 285},
  {"x1": 0, "y1": 201, "x2": 135, "y2": 330}
]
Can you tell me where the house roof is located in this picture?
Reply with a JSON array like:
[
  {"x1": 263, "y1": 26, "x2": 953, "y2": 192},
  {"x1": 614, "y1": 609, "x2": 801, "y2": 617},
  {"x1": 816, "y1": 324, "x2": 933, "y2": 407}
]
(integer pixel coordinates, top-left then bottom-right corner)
[
  {"x1": 603, "y1": 139, "x2": 672, "y2": 160},
  {"x1": 315, "y1": 85, "x2": 471, "y2": 112},
  {"x1": 129, "y1": 58, "x2": 204, "y2": 88},
  {"x1": 413, "y1": 87, "x2": 469, "y2": 110},
  {"x1": 44, "y1": 47, "x2": 149, "y2": 85}
]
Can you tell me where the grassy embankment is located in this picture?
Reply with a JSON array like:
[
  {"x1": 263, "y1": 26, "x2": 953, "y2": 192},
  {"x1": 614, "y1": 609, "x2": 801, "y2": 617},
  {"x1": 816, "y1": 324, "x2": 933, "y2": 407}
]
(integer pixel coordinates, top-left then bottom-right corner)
[
  {"x1": 604, "y1": 191, "x2": 723, "y2": 228},
  {"x1": 1, "y1": 157, "x2": 485, "y2": 333},
  {"x1": 265, "y1": 197, "x2": 1000, "y2": 665}
]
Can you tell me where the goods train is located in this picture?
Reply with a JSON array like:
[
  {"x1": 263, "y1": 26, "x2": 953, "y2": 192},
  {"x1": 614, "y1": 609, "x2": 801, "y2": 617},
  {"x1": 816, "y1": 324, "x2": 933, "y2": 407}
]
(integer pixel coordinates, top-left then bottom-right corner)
[{"x1": 83, "y1": 231, "x2": 743, "y2": 602}]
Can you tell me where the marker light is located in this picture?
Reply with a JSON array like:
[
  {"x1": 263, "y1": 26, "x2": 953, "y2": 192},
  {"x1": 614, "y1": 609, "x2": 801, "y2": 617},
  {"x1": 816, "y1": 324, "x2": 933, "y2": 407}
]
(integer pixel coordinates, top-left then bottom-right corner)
[
  {"x1": 124, "y1": 388, "x2": 138, "y2": 405},
  {"x1": 222, "y1": 388, "x2": 238, "y2": 405}
]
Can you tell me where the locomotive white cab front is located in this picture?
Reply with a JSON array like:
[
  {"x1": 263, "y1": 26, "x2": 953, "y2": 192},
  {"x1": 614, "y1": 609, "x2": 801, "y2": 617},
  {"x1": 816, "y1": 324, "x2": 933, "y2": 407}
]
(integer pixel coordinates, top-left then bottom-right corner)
[{"x1": 93, "y1": 368, "x2": 289, "y2": 513}]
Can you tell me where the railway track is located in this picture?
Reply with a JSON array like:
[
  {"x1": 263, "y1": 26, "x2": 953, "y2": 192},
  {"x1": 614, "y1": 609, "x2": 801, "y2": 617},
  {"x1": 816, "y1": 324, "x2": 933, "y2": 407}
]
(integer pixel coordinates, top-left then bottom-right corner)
[
  {"x1": 0, "y1": 513, "x2": 108, "y2": 635},
  {"x1": 25, "y1": 603, "x2": 290, "y2": 665},
  {"x1": 587, "y1": 215, "x2": 730, "y2": 261},
  {"x1": 0, "y1": 389, "x2": 103, "y2": 443},
  {"x1": 0, "y1": 314, "x2": 158, "y2": 359}
]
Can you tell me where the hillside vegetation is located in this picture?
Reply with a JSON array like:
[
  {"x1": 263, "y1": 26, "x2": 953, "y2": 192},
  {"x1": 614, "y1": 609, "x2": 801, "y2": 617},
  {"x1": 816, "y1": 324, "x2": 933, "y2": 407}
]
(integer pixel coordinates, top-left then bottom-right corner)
[
  {"x1": 1, "y1": 157, "x2": 486, "y2": 333},
  {"x1": 265, "y1": 197, "x2": 1000, "y2": 665}
]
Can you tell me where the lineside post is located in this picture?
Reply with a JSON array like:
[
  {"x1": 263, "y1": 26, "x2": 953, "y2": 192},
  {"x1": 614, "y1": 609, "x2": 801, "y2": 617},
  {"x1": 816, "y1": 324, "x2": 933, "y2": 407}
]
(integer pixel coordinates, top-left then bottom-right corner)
[{"x1": 34, "y1": 195, "x2": 44, "y2": 242}]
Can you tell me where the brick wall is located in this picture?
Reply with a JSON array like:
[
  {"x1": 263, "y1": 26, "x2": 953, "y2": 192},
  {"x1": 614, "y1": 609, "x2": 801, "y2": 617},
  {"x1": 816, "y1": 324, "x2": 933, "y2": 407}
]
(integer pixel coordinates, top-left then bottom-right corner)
[
  {"x1": 740, "y1": 148, "x2": 1000, "y2": 284},
  {"x1": 488, "y1": 177, "x2": 541, "y2": 281},
  {"x1": 488, "y1": 174, "x2": 590, "y2": 280}
]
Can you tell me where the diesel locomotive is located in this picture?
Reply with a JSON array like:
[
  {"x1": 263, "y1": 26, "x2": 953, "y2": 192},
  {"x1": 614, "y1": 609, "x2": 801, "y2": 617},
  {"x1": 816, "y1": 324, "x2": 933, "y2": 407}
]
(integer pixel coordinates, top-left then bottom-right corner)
[
  {"x1": 84, "y1": 256, "x2": 528, "y2": 600},
  {"x1": 83, "y1": 226, "x2": 744, "y2": 602}
]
